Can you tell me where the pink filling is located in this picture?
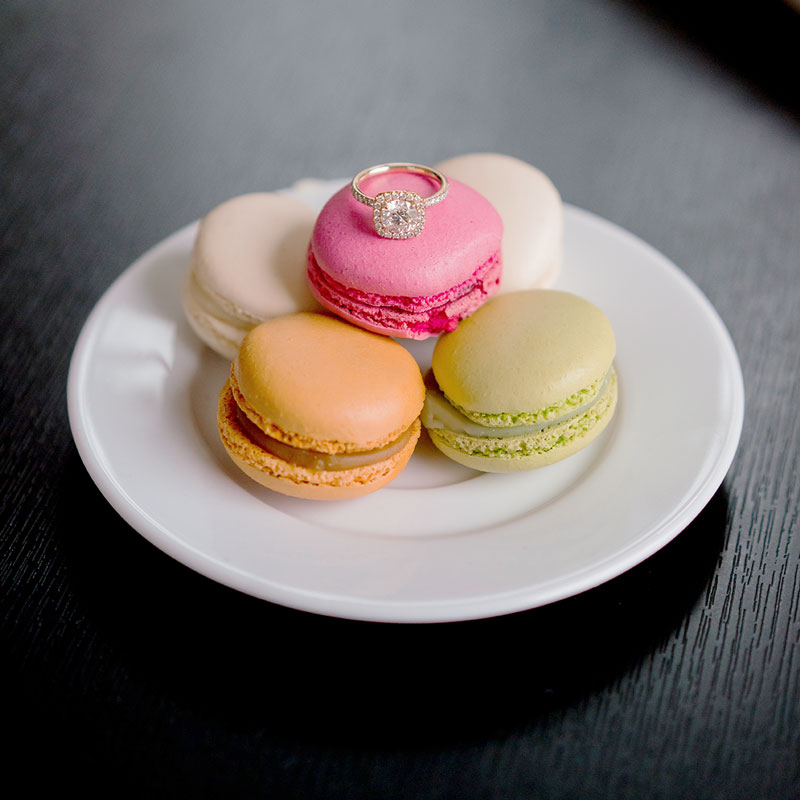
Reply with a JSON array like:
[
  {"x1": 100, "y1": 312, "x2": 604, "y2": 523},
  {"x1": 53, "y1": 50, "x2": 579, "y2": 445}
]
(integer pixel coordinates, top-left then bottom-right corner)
[{"x1": 307, "y1": 248, "x2": 502, "y2": 338}]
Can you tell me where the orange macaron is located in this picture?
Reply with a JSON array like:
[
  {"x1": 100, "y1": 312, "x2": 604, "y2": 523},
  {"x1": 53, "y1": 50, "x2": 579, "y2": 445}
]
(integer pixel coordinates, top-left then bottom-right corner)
[{"x1": 218, "y1": 312, "x2": 425, "y2": 500}]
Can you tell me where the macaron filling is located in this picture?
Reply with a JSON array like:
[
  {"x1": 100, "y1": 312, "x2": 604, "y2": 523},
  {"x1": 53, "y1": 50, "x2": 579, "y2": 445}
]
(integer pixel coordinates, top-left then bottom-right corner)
[
  {"x1": 450, "y1": 371, "x2": 611, "y2": 429},
  {"x1": 307, "y1": 247, "x2": 502, "y2": 337},
  {"x1": 422, "y1": 368, "x2": 617, "y2": 458},
  {"x1": 235, "y1": 406, "x2": 416, "y2": 471}
]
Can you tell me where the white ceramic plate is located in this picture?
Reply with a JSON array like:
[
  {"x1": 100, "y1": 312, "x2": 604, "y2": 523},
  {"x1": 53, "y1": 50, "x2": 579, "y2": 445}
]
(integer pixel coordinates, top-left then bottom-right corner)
[{"x1": 67, "y1": 179, "x2": 744, "y2": 623}]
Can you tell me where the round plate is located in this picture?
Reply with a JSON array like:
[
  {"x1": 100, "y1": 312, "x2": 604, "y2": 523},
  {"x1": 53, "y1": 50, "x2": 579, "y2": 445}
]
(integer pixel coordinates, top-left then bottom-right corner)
[{"x1": 67, "y1": 179, "x2": 744, "y2": 623}]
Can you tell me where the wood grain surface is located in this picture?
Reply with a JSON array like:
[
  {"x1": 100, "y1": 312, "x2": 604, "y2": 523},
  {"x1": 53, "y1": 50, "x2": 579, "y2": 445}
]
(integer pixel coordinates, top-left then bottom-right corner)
[{"x1": 1, "y1": 1, "x2": 798, "y2": 797}]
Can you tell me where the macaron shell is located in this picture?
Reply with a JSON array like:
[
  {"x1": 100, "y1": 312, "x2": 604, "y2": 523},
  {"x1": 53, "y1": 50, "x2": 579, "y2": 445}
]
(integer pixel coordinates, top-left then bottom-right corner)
[
  {"x1": 182, "y1": 278, "x2": 247, "y2": 360},
  {"x1": 432, "y1": 290, "x2": 616, "y2": 415},
  {"x1": 307, "y1": 247, "x2": 501, "y2": 339},
  {"x1": 434, "y1": 153, "x2": 563, "y2": 292},
  {"x1": 427, "y1": 369, "x2": 617, "y2": 472},
  {"x1": 183, "y1": 192, "x2": 320, "y2": 357},
  {"x1": 310, "y1": 176, "x2": 502, "y2": 298},
  {"x1": 234, "y1": 313, "x2": 425, "y2": 450},
  {"x1": 218, "y1": 382, "x2": 420, "y2": 499}
]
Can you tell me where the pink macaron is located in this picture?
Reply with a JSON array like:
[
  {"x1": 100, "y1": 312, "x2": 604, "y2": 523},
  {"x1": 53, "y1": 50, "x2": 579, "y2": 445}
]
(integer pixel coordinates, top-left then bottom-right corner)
[{"x1": 307, "y1": 171, "x2": 503, "y2": 339}]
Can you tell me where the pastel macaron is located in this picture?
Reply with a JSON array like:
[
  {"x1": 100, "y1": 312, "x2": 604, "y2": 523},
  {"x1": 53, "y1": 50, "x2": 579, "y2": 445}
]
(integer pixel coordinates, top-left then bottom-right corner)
[
  {"x1": 218, "y1": 312, "x2": 425, "y2": 500},
  {"x1": 434, "y1": 153, "x2": 563, "y2": 292},
  {"x1": 183, "y1": 192, "x2": 319, "y2": 360},
  {"x1": 421, "y1": 290, "x2": 617, "y2": 472},
  {"x1": 307, "y1": 173, "x2": 503, "y2": 339}
]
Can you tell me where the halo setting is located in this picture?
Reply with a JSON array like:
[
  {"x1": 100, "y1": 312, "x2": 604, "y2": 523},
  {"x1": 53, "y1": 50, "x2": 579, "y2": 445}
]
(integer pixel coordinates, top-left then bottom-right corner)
[{"x1": 373, "y1": 191, "x2": 426, "y2": 239}]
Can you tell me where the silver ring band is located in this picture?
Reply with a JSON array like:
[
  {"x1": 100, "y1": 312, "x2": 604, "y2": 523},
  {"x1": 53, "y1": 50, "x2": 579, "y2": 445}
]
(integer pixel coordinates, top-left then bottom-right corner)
[{"x1": 351, "y1": 163, "x2": 449, "y2": 208}]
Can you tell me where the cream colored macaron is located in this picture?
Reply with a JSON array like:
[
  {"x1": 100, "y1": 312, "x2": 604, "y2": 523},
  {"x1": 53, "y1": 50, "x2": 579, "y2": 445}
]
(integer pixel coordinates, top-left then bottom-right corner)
[
  {"x1": 434, "y1": 153, "x2": 563, "y2": 292},
  {"x1": 421, "y1": 290, "x2": 617, "y2": 472},
  {"x1": 183, "y1": 192, "x2": 320, "y2": 360}
]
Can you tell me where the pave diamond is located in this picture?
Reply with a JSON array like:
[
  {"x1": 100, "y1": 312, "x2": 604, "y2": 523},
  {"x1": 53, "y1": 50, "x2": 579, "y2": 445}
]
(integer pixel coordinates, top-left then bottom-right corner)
[{"x1": 373, "y1": 191, "x2": 426, "y2": 239}]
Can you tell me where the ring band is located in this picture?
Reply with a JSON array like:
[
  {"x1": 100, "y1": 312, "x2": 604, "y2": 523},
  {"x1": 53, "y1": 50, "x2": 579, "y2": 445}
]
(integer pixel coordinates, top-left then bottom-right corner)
[{"x1": 351, "y1": 162, "x2": 449, "y2": 239}]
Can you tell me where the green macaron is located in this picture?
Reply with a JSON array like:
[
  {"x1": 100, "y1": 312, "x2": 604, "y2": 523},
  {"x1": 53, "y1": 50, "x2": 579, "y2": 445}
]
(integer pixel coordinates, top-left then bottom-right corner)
[{"x1": 421, "y1": 290, "x2": 618, "y2": 472}]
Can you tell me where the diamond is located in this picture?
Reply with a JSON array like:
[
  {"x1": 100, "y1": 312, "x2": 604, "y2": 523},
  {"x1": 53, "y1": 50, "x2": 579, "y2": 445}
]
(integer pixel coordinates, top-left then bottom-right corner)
[{"x1": 372, "y1": 191, "x2": 426, "y2": 238}]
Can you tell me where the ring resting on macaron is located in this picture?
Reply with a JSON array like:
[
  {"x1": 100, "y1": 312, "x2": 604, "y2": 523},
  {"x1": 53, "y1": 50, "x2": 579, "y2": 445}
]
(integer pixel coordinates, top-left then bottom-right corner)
[
  {"x1": 308, "y1": 174, "x2": 503, "y2": 339},
  {"x1": 351, "y1": 163, "x2": 449, "y2": 239}
]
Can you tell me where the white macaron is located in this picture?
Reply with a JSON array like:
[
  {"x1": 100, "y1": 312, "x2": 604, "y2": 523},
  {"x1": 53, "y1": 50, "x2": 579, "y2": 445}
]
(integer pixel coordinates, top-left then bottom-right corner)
[{"x1": 182, "y1": 192, "x2": 320, "y2": 360}]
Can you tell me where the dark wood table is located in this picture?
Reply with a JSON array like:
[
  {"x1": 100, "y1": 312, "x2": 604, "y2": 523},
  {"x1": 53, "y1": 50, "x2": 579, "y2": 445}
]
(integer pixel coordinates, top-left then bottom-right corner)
[{"x1": 2, "y1": 2, "x2": 798, "y2": 797}]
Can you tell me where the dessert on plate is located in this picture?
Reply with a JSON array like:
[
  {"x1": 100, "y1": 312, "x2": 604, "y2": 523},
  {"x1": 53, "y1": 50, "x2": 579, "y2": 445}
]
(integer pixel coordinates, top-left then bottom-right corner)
[
  {"x1": 218, "y1": 312, "x2": 425, "y2": 499},
  {"x1": 186, "y1": 157, "x2": 611, "y2": 496},
  {"x1": 421, "y1": 290, "x2": 617, "y2": 471},
  {"x1": 182, "y1": 192, "x2": 319, "y2": 359},
  {"x1": 306, "y1": 162, "x2": 503, "y2": 339}
]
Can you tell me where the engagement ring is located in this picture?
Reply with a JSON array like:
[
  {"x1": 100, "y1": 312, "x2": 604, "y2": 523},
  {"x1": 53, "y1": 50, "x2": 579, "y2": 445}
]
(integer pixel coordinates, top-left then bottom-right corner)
[{"x1": 351, "y1": 162, "x2": 449, "y2": 239}]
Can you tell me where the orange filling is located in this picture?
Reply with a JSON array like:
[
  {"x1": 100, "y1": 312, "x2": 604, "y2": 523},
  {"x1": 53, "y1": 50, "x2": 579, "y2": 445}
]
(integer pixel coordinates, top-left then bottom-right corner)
[{"x1": 235, "y1": 407, "x2": 413, "y2": 471}]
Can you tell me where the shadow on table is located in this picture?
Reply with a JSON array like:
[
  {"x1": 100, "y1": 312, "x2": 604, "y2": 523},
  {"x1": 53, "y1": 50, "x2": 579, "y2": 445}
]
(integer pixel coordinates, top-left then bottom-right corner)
[
  {"x1": 620, "y1": 0, "x2": 800, "y2": 121},
  {"x1": 57, "y1": 454, "x2": 729, "y2": 747}
]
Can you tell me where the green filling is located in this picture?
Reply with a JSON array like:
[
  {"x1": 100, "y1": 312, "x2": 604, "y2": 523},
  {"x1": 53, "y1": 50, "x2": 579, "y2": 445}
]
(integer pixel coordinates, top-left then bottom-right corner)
[
  {"x1": 434, "y1": 370, "x2": 616, "y2": 459},
  {"x1": 448, "y1": 373, "x2": 608, "y2": 428}
]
